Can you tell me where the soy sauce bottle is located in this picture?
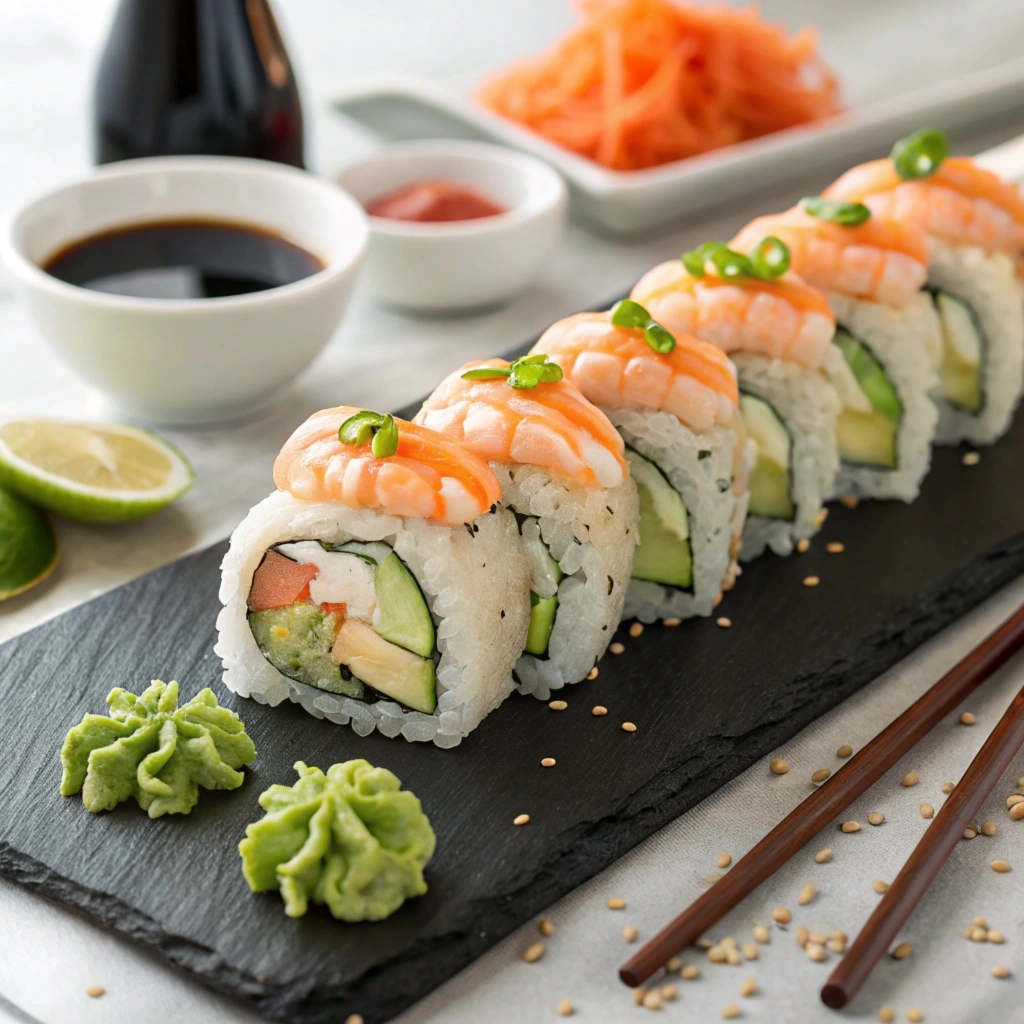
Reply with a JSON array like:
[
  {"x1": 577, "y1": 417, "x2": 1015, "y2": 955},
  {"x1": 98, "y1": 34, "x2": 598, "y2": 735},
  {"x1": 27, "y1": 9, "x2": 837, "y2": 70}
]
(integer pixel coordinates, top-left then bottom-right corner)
[{"x1": 93, "y1": 0, "x2": 304, "y2": 167}]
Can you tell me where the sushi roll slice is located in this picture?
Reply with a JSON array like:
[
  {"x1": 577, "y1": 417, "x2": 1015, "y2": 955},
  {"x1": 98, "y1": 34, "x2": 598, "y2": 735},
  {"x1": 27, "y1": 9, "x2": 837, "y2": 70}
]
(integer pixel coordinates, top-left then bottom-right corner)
[
  {"x1": 533, "y1": 309, "x2": 747, "y2": 621},
  {"x1": 732, "y1": 201, "x2": 940, "y2": 502},
  {"x1": 216, "y1": 407, "x2": 531, "y2": 748},
  {"x1": 824, "y1": 128, "x2": 1024, "y2": 446},
  {"x1": 414, "y1": 356, "x2": 637, "y2": 699},
  {"x1": 632, "y1": 246, "x2": 839, "y2": 559}
]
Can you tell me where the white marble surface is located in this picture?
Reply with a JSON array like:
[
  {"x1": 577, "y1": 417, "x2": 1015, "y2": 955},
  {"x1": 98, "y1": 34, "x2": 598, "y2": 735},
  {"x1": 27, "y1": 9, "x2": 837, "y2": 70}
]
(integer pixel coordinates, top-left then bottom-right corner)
[{"x1": 1, "y1": 2, "x2": 1024, "y2": 1023}]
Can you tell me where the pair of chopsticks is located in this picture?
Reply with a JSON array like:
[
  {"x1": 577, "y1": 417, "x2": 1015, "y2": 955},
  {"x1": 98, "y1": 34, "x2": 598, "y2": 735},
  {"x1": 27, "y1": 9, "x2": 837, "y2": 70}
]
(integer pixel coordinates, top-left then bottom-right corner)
[{"x1": 620, "y1": 601, "x2": 1024, "y2": 1008}]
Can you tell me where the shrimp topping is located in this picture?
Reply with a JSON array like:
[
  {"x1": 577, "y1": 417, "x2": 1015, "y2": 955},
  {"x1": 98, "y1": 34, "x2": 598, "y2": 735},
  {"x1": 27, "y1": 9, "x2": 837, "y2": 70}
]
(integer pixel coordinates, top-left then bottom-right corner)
[
  {"x1": 273, "y1": 406, "x2": 501, "y2": 526},
  {"x1": 532, "y1": 312, "x2": 739, "y2": 435},
  {"x1": 731, "y1": 206, "x2": 929, "y2": 307},
  {"x1": 415, "y1": 359, "x2": 628, "y2": 489},
  {"x1": 632, "y1": 260, "x2": 835, "y2": 370},
  {"x1": 824, "y1": 156, "x2": 1024, "y2": 256}
]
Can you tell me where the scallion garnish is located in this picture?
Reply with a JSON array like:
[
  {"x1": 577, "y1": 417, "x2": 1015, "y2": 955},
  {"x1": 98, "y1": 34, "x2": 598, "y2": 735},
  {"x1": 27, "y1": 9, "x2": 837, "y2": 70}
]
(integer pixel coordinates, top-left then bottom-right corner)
[
  {"x1": 799, "y1": 195, "x2": 871, "y2": 225},
  {"x1": 682, "y1": 238, "x2": 788, "y2": 282},
  {"x1": 338, "y1": 410, "x2": 399, "y2": 458},
  {"x1": 890, "y1": 128, "x2": 948, "y2": 181},
  {"x1": 609, "y1": 299, "x2": 676, "y2": 354},
  {"x1": 749, "y1": 236, "x2": 791, "y2": 278},
  {"x1": 461, "y1": 355, "x2": 563, "y2": 389}
]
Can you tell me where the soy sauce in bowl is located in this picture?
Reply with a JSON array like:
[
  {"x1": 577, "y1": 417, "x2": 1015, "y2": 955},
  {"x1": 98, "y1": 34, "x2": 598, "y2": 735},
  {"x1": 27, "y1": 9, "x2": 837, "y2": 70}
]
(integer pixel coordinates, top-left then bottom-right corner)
[{"x1": 42, "y1": 219, "x2": 323, "y2": 300}]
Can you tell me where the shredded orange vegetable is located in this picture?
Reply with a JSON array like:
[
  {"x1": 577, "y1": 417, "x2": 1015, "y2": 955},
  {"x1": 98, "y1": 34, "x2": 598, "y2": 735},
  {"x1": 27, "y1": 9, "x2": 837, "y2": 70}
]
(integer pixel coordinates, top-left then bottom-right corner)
[{"x1": 476, "y1": 0, "x2": 842, "y2": 171}]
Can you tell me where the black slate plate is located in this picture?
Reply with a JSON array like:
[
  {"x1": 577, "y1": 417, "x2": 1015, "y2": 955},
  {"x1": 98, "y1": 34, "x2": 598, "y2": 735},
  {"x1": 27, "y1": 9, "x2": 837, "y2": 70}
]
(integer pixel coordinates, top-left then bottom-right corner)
[{"x1": 2, "y1": 401, "x2": 1024, "y2": 1024}]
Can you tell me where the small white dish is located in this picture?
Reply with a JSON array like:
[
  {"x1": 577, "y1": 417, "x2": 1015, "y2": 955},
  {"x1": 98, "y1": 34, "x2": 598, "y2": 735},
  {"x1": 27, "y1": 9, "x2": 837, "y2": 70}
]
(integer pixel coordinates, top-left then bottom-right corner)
[
  {"x1": 2, "y1": 156, "x2": 369, "y2": 426},
  {"x1": 335, "y1": 140, "x2": 567, "y2": 312}
]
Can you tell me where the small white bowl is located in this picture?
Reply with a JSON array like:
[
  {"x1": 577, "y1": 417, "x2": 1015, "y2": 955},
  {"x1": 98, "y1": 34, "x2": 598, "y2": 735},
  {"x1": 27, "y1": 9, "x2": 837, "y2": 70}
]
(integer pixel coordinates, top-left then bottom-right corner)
[
  {"x1": 336, "y1": 140, "x2": 567, "y2": 312},
  {"x1": 2, "y1": 157, "x2": 369, "y2": 426}
]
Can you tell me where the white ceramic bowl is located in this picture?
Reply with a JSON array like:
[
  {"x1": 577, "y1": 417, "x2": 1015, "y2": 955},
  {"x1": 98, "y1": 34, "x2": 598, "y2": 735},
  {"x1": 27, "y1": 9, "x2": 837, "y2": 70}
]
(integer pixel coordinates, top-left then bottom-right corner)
[
  {"x1": 336, "y1": 140, "x2": 567, "y2": 312},
  {"x1": 2, "y1": 157, "x2": 369, "y2": 425}
]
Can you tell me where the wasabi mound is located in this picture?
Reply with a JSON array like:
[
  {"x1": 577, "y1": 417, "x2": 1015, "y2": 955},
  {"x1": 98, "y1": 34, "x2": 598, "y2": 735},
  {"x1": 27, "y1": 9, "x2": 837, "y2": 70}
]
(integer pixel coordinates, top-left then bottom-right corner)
[
  {"x1": 60, "y1": 680, "x2": 256, "y2": 817},
  {"x1": 239, "y1": 759, "x2": 436, "y2": 921}
]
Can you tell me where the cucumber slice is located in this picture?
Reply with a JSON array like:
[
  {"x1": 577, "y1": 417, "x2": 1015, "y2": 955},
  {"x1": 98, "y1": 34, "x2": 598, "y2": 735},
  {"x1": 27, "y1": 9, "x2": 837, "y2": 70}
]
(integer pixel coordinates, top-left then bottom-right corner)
[
  {"x1": 740, "y1": 394, "x2": 794, "y2": 521},
  {"x1": 525, "y1": 592, "x2": 559, "y2": 657},
  {"x1": 334, "y1": 540, "x2": 394, "y2": 565},
  {"x1": 249, "y1": 603, "x2": 365, "y2": 699},
  {"x1": 834, "y1": 330, "x2": 903, "y2": 423},
  {"x1": 935, "y1": 292, "x2": 983, "y2": 413},
  {"x1": 331, "y1": 619, "x2": 437, "y2": 715},
  {"x1": 373, "y1": 552, "x2": 436, "y2": 658},
  {"x1": 625, "y1": 448, "x2": 692, "y2": 590}
]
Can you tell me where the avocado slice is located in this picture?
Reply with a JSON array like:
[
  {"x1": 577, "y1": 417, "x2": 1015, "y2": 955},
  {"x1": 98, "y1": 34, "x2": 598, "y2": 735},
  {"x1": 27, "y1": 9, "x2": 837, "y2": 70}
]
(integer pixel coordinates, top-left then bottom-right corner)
[
  {"x1": 331, "y1": 619, "x2": 437, "y2": 714},
  {"x1": 625, "y1": 447, "x2": 692, "y2": 590},
  {"x1": 934, "y1": 292, "x2": 984, "y2": 413},
  {"x1": 249, "y1": 602, "x2": 365, "y2": 699},
  {"x1": 523, "y1": 545, "x2": 563, "y2": 657},
  {"x1": 337, "y1": 541, "x2": 436, "y2": 658},
  {"x1": 834, "y1": 329, "x2": 901, "y2": 468},
  {"x1": 740, "y1": 393, "x2": 795, "y2": 521},
  {"x1": 834, "y1": 330, "x2": 903, "y2": 423}
]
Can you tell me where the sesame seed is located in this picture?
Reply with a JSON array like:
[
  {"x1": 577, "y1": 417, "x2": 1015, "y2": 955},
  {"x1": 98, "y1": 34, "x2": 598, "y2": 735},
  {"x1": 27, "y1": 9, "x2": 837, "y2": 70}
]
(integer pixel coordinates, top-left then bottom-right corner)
[
  {"x1": 902, "y1": 772, "x2": 919, "y2": 787},
  {"x1": 812, "y1": 768, "x2": 831, "y2": 783},
  {"x1": 815, "y1": 848, "x2": 833, "y2": 863},
  {"x1": 920, "y1": 802, "x2": 935, "y2": 819},
  {"x1": 826, "y1": 542, "x2": 845, "y2": 554},
  {"x1": 610, "y1": 642, "x2": 625, "y2": 654},
  {"x1": 523, "y1": 942, "x2": 545, "y2": 963},
  {"x1": 557, "y1": 998, "x2": 574, "y2": 1016},
  {"x1": 753, "y1": 925, "x2": 770, "y2": 944},
  {"x1": 623, "y1": 925, "x2": 639, "y2": 942},
  {"x1": 991, "y1": 965, "x2": 1011, "y2": 979},
  {"x1": 86, "y1": 986, "x2": 105, "y2": 999},
  {"x1": 837, "y1": 744, "x2": 853, "y2": 758},
  {"x1": 868, "y1": 812, "x2": 885, "y2": 825},
  {"x1": 964, "y1": 827, "x2": 978, "y2": 840},
  {"x1": 969, "y1": 926, "x2": 988, "y2": 942},
  {"x1": 514, "y1": 814, "x2": 530, "y2": 826},
  {"x1": 718, "y1": 936, "x2": 737, "y2": 951},
  {"x1": 1007, "y1": 794, "x2": 1024, "y2": 808},
  {"x1": 803, "y1": 575, "x2": 820, "y2": 588},
  {"x1": 959, "y1": 711, "x2": 977, "y2": 725},
  {"x1": 827, "y1": 938, "x2": 845, "y2": 953},
  {"x1": 592, "y1": 705, "x2": 608, "y2": 716},
  {"x1": 587, "y1": 667, "x2": 599, "y2": 681},
  {"x1": 770, "y1": 758, "x2": 790, "y2": 775},
  {"x1": 879, "y1": 1009, "x2": 895, "y2": 1023},
  {"x1": 549, "y1": 700, "x2": 567, "y2": 711},
  {"x1": 682, "y1": 965, "x2": 701, "y2": 979},
  {"x1": 840, "y1": 495, "x2": 859, "y2": 509},
  {"x1": 633, "y1": 988, "x2": 647, "y2": 1006},
  {"x1": 740, "y1": 977, "x2": 757, "y2": 997},
  {"x1": 660, "y1": 984, "x2": 678, "y2": 1001},
  {"x1": 722, "y1": 1003, "x2": 741, "y2": 1019},
  {"x1": 741, "y1": 942, "x2": 758, "y2": 961},
  {"x1": 806, "y1": 942, "x2": 827, "y2": 962},
  {"x1": 1019, "y1": 777, "x2": 1024, "y2": 789},
  {"x1": 873, "y1": 879, "x2": 889, "y2": 894},
  {"x1": 962, "y1": 451, "x2": 981, "y2": 466},
  {"x1": 695, "y1": 938, "x2": 714, "y2": 950},
  {"x1": 989, "y1": 930, "x2": 1006, "y2": 944},
  {"x1": 891, "y1": 943, "x2": 913, "y2": 960},
  {"x1": 772, "y1": 906, "x2": 791, "y2": 925},
  {"x1": 906, "y1": 1010, "x2": 924, "y2": 1023},
  {"x1": 795, "y1": 926, "x2": 810, "y2": 947},
  {"x1": 796, "y1": 538, "x2": 811, "y2": 553},
  {"x1": 703, "y1": 874, "x2": 723, "y2": 885},
  {"x1": 991, "y1": 860, "x2": 1012, "y2": 873},
  {"x1": 629, "y1": 622, "x2": 644, "y2": 638},
  {"x1": 717, "y1": 852, "x2": 732, "y2": 868},
  {"x1": 539, "y1": 919, "x2": 555, "y2": 936},
  {"x1": 841, "y1": 820, "x2": 862, "y2": 833},
  {"x1": 666, "y1": 957, "x2": 683, "y2": 973},
  {"x1": 798, "y1": 883, "x2": 815, "y2": 905},
  {"x1": 973, "y1": 916, "x2": 989, "y2": 928},
  {"x1": 809, "y1": 931, "x2": 828, "y2": 945},
  {"x1": 662, "y1": 618, "x2": 681, "y2": 627},
  {"x1": 817, "y1": 508, "x2": 830, "y2": 524},
  {"x1": 941, "y1": 782, "x2": 955, "y2": 794},
  {"x1": 833, "y1": 929, "x2": 848, "y2": 944},
  {"x1": 606, "y1": 897, "x2": 626, "y2": 909},
  {"x1": 1010, "y1": 802, "x2": 1024, "y2": 821},
  {"x1": 345, "y1": 1016, "x2": 363, "y2": 1024},
  {"x1": 622, "y1": 721, "x2": 637, "y2": 732},
  {"x1": 642, "y1": 990, "x2": 663, "y2": 1010},
  {"x1": 716, "y1": 616, "x2": 732, "y2": 628},
  {"x1": 541, "y1": 757, "x2": 556, "y2": 767}
]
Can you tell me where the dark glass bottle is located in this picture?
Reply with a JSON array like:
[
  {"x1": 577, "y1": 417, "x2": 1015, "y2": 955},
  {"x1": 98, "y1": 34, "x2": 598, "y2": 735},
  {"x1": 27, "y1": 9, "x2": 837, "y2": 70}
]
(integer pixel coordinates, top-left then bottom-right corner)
[{"x1": 93, "y1": 0, "x2": 304, "y2": 167}]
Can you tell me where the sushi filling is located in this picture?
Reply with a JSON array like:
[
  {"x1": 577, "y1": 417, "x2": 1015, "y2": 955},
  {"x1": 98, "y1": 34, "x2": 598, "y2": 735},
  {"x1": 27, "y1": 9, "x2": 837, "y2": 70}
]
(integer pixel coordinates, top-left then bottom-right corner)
[
  {"x1": 930, "y1": 290, "x2": 985, "y2": 414},
  {"x1": 831, "y1": 328, "x2": 903, "y2": 469},
  {"x1": 247, "y1": 540, "x2": 438, "y2": 715},
  {"x1": 625, "y1": 447, "x2": 693, "y2": 591},
  {"x1": 740, "y1": 393, "x2": 794, "y2": 521},
  {"x1": 518, "y1": 516, "x2": 563, "y2": 658}
]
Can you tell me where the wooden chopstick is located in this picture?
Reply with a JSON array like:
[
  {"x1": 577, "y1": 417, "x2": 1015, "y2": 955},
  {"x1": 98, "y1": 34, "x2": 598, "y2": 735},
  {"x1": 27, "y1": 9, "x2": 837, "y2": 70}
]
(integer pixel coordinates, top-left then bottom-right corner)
[
  {"x1": 821, "y1": 679, "x2": 1024, "y2": 1008},
  {"x1": 620, "y1": 600, "x2": 1024, "y2": 987}
]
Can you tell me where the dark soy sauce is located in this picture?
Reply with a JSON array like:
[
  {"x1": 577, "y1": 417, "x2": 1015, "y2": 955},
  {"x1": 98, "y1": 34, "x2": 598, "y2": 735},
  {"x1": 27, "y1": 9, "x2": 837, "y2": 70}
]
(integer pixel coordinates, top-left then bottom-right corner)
[{"x1": 42, "y1": 219, "x2": 323, "y2": 300}]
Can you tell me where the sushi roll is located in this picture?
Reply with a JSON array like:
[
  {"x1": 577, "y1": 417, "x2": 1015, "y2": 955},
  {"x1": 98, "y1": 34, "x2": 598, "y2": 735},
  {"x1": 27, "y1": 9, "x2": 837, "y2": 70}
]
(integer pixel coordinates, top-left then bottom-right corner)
[
  {"x1": 632, "y1": 245, "x2": 840, "y2": 559},
  {"x1": 532, "y1": 308, "x2": 747, "y2": 621},
  {"x1": 414, "y1": 356, "x2": 637, "y2": 699},
  {"x1": 216, "y1": 407, "x2": 532, "y2": 748},
  {"x1": 824, "y1": 128, "x2": 1024, "y2": 446},
  {"x1": 732, "y1": 200, "x2": 940, "y2": 502}
]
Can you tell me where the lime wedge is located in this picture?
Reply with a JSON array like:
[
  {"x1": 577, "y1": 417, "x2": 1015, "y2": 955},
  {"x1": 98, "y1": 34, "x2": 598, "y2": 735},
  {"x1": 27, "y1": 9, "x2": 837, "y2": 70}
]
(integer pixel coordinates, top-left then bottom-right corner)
[
  {"x1": 0, "y1": 420, "x2": 193, "y2": 524},
  {"x1": 0, "y1": 486, "x2": 58, "y2": 600}
]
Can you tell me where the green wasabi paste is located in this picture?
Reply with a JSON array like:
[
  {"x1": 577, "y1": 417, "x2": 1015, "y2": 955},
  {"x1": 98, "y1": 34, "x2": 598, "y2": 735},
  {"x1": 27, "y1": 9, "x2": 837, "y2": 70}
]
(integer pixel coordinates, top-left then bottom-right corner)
[
  {"x1": 239, "y1": 759, "x2": 436, "y2": 922},
  {"x1": 60, "y1": 680, "x2": 256, "y2": 818}
]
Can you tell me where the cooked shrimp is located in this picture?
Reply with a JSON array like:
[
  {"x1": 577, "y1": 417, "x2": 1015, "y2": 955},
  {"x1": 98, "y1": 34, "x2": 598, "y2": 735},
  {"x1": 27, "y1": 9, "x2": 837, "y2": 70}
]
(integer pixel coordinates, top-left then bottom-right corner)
[
  {"x1": 532, "y1": 312, "x2": 739, "y2": 435},
  {"x1": 632, "y1": 261, "x2": 835, "y2": 370},
  {"x1": 415, "y1": 359, "x2": 628, "y2": 489},
  {"x1": 824, "y1": 157, "x2": 1024, "y2": 255},
  {"x1": 273, "y1": 406, "x2": 501, "y2": 526},
  {"x1": 731, "y1": 206, "x2": 929, "y2": 306}
]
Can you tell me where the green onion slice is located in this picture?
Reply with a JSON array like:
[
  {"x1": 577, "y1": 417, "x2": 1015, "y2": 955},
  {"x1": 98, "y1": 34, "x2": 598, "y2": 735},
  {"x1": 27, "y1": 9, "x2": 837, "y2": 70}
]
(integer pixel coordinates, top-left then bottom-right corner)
[
  {"x1": 799, "y1": 195, "x2": 871, "y2": 225},
  {"x1": 891, "y1": 128, "x2": 948, "y2": 181},
  {"x1": 461, "y1": 366, "x2": 512, "y2": 381},
  {"x1": 644, "y1": 323, "x2": 676, "y2": 354},
  {"x1": 339, "y1": 410, "x2": 399, "y2": 457},
  {"x1": 609, "y1": 299, "x2": 651, "y2": 329},
  {"x1": 749, "y1": 236, "x2": 791, "y2": 279},
  {"x1": 461, "y1": 356, "x2": 563, "y2": 390},
  {"x1": 709, "y1": 246, "x2": 754, "y2": 280}
]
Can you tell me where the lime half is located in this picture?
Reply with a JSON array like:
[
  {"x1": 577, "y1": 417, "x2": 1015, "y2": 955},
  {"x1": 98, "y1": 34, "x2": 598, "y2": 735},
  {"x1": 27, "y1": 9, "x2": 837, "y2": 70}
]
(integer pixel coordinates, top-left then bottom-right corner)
[
  {"x1": 0, "y1": 420, "x2": 193, "y2": 524},
  {"x1": 0, "y1": 485, "x2": 58, "y2": 600}
]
